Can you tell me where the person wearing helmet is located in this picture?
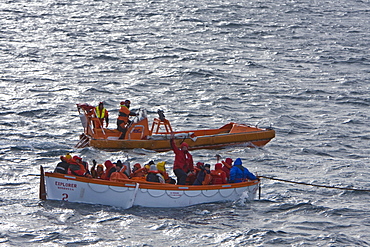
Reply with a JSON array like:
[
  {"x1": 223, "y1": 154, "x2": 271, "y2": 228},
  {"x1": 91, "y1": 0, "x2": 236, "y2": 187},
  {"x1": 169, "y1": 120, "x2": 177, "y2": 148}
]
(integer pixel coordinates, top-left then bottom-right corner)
[
  {"x1": 94, "y1": 102, "x2": 109, "y2": 128},
  {"x1": 116, "y1": 100, "x2": 137, "y2": 139}
]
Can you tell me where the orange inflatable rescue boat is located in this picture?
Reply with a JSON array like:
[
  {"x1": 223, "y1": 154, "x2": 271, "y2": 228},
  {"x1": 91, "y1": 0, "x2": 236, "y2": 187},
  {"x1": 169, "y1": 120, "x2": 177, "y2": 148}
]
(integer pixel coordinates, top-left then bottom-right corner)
[{"x1": 75, "y1": 103, "x2": 275, "y2": 152}]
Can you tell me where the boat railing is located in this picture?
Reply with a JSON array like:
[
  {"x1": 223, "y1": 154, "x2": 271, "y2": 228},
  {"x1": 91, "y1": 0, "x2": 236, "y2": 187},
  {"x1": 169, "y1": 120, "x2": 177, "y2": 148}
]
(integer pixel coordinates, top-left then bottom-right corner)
[{"x1": 127, "y1": 125, "x2": 146, "y2": 140}]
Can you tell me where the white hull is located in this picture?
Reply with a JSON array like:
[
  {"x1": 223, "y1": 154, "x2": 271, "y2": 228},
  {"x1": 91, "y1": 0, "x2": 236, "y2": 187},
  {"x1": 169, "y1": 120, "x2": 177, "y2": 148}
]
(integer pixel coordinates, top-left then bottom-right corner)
[{"x1": 43, "y1": 171, "x2": 259, "y2": 209}]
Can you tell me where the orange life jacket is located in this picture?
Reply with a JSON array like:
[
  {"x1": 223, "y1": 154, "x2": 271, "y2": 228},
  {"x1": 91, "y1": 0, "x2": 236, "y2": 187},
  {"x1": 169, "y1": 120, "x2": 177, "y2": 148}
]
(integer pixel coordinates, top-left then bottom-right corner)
[
  {"x1": 130, "y1": 167, "x2": 148, "y2": 178},
  {"x1": 202, "y1": 172, "x2": 212, "y2": 185},
  {"x1": 110, "y1": 171, "x2": 129, "y2": 182},
  {"x1": 117, "y1": 105, "x2": 131, "y2": 123},
  {"x1": 101, "y1": 167, "x2": 116, "y2": 180}
]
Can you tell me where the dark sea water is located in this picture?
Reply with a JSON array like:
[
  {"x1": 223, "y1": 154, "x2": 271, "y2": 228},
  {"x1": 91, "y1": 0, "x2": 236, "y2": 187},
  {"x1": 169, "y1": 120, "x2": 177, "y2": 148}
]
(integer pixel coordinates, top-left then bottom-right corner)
[{"x1": 1, "y1": 0, "x2": 370, "y2": 246}]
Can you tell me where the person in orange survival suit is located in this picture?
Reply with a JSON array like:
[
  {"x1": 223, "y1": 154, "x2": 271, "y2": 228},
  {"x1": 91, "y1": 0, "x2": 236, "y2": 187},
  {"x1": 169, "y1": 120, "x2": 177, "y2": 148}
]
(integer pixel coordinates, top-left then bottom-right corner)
[
  {"x1": 211, "y1": 163, "x2": 227, "y2": 184},
  {"x1": 110, "y1": 162, "x2": 129, "y2": 182},
  {"x1": 67, "y1": 156, "x2": 90, "y2": 177},
  {"x1": 116, "y1": 100, "x2": 137, "y2": 139},
  {"x1": 130, "y1": 163, "x2": 148, "y2": 181},
  {"x1": 94, "y1": 102, "x2": 109, "y2": 128},
  {"x1": 92, "y1": 164, "x2": 104, "y2": 179}
]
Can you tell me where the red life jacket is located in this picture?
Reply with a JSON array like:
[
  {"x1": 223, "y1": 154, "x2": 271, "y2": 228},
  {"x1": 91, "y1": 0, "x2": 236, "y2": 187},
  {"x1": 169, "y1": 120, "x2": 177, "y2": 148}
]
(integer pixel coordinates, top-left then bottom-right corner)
[
  {"x1": 211, "y1": 169, "x2": 227, "y2": 184},
  {"x1": 67, "y1": 161, "x2": 87, "y2": 176}
]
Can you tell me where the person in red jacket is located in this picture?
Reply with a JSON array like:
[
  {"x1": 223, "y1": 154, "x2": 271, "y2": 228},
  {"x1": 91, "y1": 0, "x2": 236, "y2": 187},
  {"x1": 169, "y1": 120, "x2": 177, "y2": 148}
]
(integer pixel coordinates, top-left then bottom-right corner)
[
  {"x1": 221, "y1": 157, "x2": 233, "y2": 181},
  {"x1": 101, "y1": 160, "x2": 116, "y2": 180},
  {"x1": 211, "y1": 163, "x2": 227, "y2": 184},
  {"x1": 170, "y1": 137, "x2": 194, "y2": 185}
]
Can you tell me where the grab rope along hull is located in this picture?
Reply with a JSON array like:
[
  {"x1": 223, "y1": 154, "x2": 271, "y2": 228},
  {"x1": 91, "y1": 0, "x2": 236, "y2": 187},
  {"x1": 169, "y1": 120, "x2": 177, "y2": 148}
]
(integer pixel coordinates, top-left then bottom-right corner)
[{"x1": 42, "y1": 169, "x2": 260, "y2": 209}]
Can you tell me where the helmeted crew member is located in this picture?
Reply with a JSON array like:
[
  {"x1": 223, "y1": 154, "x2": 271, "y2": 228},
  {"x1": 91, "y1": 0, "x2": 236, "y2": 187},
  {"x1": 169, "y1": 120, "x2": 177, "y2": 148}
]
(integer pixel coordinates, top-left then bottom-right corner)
[
  {"x1": 170, "y1": 136, "x2": 194, "y2": 185},
  {"x1": 65, "y1": 153, "x2": 72, "y2": 160},
  {"x1": 211, "y1": 163, "x2": 227, "y2": 184},
  {"x1": 95, "y1": 102, "x2": 109, "y2": 128},
  {"x1": 116, "y1": 100, "x2": 137, "y2": 139},
  {"x1": 229, "y1": 158, "x2": 257, "y2": 183}
]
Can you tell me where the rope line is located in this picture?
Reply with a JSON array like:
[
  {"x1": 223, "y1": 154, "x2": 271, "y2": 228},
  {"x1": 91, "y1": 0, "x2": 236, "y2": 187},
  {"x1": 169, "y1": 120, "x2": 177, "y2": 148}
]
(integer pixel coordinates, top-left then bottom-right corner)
[{"x1": 259, "y1": 175, "x2": 370, "y2": 192}]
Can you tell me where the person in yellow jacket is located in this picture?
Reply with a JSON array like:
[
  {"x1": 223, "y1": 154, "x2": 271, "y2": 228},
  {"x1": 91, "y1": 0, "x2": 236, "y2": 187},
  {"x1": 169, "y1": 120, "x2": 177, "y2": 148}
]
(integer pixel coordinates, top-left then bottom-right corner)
[
  {"x1": 116, "y1": 100, "x2": 137, "y2": 139},
  {"x1": 94, "y1": 102, "x2": 109, "y2": 128}
]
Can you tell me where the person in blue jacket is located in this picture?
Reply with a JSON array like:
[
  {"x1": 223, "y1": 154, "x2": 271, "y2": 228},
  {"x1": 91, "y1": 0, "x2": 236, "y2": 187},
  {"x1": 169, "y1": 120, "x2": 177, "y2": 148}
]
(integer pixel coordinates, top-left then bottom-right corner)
[{"x1": 229, "y1": 158, "x2": 257, "y2": 183}]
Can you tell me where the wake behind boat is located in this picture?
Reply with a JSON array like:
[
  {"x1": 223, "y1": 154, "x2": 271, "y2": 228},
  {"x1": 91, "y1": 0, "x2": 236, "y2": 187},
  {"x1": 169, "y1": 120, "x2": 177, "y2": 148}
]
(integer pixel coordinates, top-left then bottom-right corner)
[
  {"x1": 40, "y1": 166, "x2": 260, "y2": 209},
  {"x1": 75, "y1": 103, "x2": 275, "y2": 151}
]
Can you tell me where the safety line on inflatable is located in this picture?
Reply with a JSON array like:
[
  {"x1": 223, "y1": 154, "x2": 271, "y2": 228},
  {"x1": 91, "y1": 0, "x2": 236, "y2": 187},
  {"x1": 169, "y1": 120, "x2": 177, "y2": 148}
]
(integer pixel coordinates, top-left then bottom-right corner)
[{"x1": 259, "y1": 175, "x2": 370, "y2": 192}]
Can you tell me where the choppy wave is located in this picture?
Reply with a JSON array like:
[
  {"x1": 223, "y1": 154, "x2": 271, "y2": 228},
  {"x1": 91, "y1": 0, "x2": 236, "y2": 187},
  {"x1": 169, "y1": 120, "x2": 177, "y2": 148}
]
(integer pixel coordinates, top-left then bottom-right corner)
[{"x1": 1, "y1": 0, "x2": 370, "y2": 245}]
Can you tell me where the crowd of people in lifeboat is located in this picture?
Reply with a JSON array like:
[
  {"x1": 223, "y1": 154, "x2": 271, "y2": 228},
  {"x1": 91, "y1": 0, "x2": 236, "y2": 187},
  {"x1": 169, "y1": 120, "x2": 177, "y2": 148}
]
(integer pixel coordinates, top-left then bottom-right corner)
[
  {"x1": 169, "y1": 136, "x2": 258, "y2": 185},
  {"x1": 54, "y1": 152, "x2": 258, "y2": 185}
]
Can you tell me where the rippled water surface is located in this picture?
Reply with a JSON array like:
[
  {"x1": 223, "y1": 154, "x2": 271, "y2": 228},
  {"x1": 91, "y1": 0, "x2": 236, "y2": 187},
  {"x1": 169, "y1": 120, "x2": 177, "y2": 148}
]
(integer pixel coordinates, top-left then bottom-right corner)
[{"x1": 1, "y1": 0, "x2": 370, "y2": 246}]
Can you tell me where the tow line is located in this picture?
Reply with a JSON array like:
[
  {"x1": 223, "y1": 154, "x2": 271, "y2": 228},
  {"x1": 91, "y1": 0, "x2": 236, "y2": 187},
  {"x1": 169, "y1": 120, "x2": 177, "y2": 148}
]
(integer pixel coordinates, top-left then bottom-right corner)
[{"x1": 258, "y1": 175, "x2": 370, "y2": 192}]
